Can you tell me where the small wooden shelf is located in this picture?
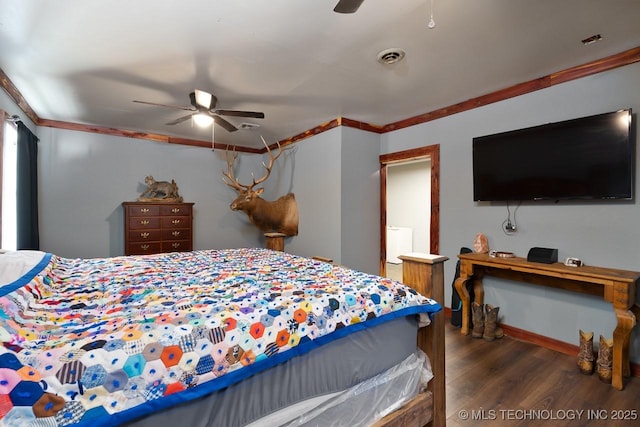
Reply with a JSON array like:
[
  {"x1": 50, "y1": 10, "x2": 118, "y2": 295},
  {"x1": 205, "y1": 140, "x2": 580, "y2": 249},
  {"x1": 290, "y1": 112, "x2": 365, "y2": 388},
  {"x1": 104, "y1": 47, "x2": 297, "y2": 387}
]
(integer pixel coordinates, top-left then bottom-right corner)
[{"x1": 264, "y1": 232, "x2": 286, "y2": 251}]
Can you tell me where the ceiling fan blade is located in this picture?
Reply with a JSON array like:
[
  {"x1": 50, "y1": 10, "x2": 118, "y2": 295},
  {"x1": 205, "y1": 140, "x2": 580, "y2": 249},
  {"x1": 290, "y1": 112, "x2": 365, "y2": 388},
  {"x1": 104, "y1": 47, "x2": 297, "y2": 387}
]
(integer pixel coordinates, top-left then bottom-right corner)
[
  {"x1": 166, "y1": 114, "x2": 194, "y2": 126},
  {"x1": 133, "y1": 100, "x2": 195, "y2": 111},
  {"x1": 213, "y1": 115, "x2": 238, "y2": 132},
  {"x1": 214, "y1": 109, "x2": 265, "y2": 119},
  {"x1": 334, "y1": 0, "x2": 365, "y2": 13}
]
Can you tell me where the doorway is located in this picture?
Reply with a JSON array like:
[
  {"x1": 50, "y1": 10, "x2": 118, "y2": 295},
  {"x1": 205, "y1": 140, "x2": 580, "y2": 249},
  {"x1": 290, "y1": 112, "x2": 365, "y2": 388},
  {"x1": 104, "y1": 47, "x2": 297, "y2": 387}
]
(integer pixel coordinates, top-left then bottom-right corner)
[{"x1": 379, "y1": 145, "x2": 440, "y2": 278}]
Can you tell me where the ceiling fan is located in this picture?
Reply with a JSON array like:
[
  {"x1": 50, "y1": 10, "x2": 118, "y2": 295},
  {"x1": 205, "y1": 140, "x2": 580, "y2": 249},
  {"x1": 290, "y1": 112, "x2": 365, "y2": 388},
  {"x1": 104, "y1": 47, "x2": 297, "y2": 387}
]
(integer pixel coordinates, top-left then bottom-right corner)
[
  {"x1": 334, "y1": 0, "x2": 437, "y2": 28},
  {"x1": 133, "y1": 89, "x2": 265, "y2": 132},
  {"x1": 333, "y1": 0, "x2": 365, "y2": 13}
]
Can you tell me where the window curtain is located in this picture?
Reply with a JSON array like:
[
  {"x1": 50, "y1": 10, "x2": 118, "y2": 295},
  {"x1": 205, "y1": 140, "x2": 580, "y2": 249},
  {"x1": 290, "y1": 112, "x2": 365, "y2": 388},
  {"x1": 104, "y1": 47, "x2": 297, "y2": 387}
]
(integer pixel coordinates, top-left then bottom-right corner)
[{"x1": 16, "y1": 121, "x2": 39, "y2": 250}]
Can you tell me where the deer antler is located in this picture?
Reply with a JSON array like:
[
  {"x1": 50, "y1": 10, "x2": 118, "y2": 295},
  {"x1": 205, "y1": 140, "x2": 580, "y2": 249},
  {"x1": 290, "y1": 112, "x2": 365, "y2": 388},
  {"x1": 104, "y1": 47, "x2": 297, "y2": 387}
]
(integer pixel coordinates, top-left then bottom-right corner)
[
  {"x1": 221, "y1": 137, "x2": 283, "y2": 192},
  {"x1": 222, "y1": 145, "x2": 248, "y2": 192},
  {"x1": 251, "y1": 136, "x2": 282, "y2": 187}
]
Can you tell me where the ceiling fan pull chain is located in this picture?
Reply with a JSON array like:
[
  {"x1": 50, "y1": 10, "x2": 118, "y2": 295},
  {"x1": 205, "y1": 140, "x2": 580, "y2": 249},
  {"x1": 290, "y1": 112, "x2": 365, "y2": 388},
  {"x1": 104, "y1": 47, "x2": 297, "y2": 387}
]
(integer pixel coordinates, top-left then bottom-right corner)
[
  {"x1": 428, "y1": 0, "x2": 436, "y2": 29},
  {"x1": 211, "y1": 119, "x2": 216, "y2": 151}
]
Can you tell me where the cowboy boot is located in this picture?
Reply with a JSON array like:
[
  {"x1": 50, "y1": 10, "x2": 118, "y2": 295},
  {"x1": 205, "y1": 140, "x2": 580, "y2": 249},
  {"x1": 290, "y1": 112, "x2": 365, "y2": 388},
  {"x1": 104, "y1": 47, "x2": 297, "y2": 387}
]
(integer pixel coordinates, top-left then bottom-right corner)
[
  {"x1": 577, "y1": 330, "x2": 595, "y2": 375},
  {"x1": 471, "y1": 302, "x2": 484, "y2": 338},
  {"x1": 483, "y1": 304, "x2": 504, "y2": 341},
  {"x1": 596, "y1": 335, "x2": 613, "y2": 383}
]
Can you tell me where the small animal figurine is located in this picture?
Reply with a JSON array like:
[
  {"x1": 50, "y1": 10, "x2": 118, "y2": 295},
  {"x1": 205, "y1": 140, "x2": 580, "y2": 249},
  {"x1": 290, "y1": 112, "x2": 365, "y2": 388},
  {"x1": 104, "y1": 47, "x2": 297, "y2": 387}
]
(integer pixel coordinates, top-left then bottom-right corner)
[{"x1": 138, "y1": 176, "x2": 183, "y2": 202}]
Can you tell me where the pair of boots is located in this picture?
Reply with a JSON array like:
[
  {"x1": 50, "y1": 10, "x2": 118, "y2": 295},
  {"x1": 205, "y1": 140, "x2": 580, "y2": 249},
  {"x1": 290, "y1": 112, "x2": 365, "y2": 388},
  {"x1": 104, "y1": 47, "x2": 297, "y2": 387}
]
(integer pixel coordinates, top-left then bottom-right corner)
[
  {"x1": 471, "y1": 302, "x2": 504, "y2": 341},
  {"x1": 577, "y1": 330, "x2": 613, "y2": 383}
]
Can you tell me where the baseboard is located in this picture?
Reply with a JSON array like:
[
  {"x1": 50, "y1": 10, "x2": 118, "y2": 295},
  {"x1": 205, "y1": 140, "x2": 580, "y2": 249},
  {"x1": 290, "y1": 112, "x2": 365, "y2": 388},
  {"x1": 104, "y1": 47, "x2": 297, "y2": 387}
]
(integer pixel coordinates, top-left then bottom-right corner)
[
  {"x1": 442, "y1": 307, "x2": 640, "y2": 378},
  {"x1": 500, "y1": 323, "x2": 578, "y2": 356}
]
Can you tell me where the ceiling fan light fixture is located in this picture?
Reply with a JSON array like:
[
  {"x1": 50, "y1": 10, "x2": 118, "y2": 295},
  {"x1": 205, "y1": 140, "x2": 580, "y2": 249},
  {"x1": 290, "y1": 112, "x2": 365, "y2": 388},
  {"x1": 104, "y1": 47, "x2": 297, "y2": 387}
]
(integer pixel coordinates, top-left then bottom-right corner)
[
  {"x1": 136, "y1": 89, "x2": 263, "y2": 133},
  {"x1": 193, "y1": 112, "x2": 214, "y2": 127},
  {"x1": 194, "y1": 89, "x2": 213, "y2": 109},
  {"x1": 377, "y1": 48, "x2": 406, "y2": 65}
]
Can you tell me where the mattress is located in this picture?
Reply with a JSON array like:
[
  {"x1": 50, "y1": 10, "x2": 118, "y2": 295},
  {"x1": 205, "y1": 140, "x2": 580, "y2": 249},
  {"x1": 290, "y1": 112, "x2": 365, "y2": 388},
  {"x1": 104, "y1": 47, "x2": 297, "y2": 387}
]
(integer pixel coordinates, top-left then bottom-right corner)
[
  {"x1": 123, "y1": 316, "x2": 421, "y2": 427},
  {"x1": 280, "y1": 349, "x2": 431, "y2": 427}
]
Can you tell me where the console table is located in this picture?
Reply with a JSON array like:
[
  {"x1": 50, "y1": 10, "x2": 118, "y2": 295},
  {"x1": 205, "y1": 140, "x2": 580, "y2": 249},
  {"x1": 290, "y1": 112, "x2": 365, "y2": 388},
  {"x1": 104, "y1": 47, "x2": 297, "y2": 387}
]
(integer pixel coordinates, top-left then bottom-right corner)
[{"x1": 454, "y1": 253, "x2": 640, "y2": 390}]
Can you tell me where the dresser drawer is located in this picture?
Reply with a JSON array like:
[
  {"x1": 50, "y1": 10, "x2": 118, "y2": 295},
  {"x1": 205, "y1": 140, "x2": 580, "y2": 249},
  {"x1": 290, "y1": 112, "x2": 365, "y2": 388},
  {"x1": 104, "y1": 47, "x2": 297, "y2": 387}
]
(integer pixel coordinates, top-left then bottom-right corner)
[
  {"x1": 162, "y1": 228, "x2": 190, "y2": 240},
  {"x1": 162, "y1": 216, "x2": 190, "y2": 228},
  {"x1": 160, "y1": 205, "x2": 191, "y2": 216},
  {"x1": 162, "y1": 241, "x2": 192, "y2": 252},
  {"x1": 126, "y1": 205, "x2": 161, "y2": 217},
  {"x1": 128, "y1": 229, "x2": 162, "y2": 242},
  {"x1": 126, "y1": 242, "x2": 163, "y2": 255},
  {"x1": 128, "y1": 217, "x2": 161, "y2": 230}
]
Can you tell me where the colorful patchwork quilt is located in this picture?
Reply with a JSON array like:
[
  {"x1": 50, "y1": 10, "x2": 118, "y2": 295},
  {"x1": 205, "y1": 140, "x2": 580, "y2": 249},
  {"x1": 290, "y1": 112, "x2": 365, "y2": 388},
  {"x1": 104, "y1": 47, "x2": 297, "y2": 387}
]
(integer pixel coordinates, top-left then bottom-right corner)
[{"x1": 0, "y1": 248, "x2": 441, "y2": 426}]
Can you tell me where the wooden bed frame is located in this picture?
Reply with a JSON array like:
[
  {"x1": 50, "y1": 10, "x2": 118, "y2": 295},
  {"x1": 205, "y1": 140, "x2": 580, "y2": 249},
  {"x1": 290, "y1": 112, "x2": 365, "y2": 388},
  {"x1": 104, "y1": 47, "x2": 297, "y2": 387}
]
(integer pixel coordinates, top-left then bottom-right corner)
[{"x1": 374, "y1": 253, "x2": 447, "y2": 427}]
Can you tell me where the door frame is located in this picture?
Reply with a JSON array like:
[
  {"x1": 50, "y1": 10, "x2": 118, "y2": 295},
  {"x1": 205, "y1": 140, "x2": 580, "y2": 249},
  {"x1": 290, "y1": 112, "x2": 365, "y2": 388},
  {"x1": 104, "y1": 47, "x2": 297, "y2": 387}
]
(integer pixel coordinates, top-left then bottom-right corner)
[{"x1": 379, "y1": 144, "x2": 440, "y2": 276}]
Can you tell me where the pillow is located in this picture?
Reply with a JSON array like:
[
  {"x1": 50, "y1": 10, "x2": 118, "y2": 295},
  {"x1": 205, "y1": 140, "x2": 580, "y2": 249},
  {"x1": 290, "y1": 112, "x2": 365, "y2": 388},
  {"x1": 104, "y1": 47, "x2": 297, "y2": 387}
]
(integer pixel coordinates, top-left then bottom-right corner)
[{"x1": 0, "y1": 250, "x2": 47, "y2": 286}]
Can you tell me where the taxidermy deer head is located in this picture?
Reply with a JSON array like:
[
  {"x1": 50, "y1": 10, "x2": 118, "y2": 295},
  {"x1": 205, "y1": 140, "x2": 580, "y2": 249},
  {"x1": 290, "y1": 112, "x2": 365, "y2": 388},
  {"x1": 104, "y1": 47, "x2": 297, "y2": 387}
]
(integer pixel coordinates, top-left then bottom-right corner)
[{"x1": 222, "y1": 137, "x2": 299, "y2": 236}]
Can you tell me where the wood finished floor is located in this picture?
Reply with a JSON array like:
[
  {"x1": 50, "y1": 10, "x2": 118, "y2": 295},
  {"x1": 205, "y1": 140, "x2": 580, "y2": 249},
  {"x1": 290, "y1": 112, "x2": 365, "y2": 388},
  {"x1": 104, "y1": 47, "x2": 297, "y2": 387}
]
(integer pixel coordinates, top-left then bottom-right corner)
[{"x1": 445, "y1": 323, "x2": 640, "y2": 426}]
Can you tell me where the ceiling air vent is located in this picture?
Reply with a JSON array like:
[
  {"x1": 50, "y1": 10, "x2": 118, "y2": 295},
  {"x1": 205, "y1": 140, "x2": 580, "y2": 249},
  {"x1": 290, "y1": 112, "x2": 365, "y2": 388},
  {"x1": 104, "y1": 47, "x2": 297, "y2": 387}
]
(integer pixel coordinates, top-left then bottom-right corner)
[
  {"x1": 239, "y1": 123, "x2": 261, "y2": 130},
  {"x1": 377, "y1": 48, "x2": 406, "y2": 65},
  {"x1": 581, "y1": 34, "x2": 602, "y2": 45}
]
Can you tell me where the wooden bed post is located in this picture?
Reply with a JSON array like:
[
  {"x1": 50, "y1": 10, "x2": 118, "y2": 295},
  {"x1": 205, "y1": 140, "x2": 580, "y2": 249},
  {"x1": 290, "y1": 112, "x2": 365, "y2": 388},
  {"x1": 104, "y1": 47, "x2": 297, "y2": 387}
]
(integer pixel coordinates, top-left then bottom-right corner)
[{"x1": 399, "y1": 253, "x2": 448, "y2": 427}]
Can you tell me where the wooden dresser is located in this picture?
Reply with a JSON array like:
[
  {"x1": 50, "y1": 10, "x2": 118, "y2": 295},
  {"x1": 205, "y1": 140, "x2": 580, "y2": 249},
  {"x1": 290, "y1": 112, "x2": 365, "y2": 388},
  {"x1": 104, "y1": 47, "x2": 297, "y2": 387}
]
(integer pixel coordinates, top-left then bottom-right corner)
[{"x1": 122, "y1": 202, "x2": 194, "y2": 256}]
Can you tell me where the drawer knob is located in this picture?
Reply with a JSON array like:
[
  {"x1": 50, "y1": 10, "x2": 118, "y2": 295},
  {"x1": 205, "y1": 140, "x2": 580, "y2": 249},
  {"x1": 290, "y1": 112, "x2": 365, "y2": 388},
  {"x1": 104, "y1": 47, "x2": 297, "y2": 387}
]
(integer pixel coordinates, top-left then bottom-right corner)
[
  {"x1": 172, "y1": 231, "x2": 181, "y2": 237},
  {"x1": 172, "y1": 243, "x2": 180, "y2": 248},
  {"x1": 140, "y1": 220, "x2": 150, "y2": 225},
  {"x1": 140, "y1": 208, "x2": 150, "y2": 213},
  {"x1": 171, "y1": 208, "x2": 181, "y2": 213},
  {"x1": 141, "y1": 244, "x2": 150, "y2": 250},
  {"x1": 140, "y1": 232, "x2": 150, "y2": 238},
  {"x1": 172, "y1": 219, "x2": 181, "y2": 225}
]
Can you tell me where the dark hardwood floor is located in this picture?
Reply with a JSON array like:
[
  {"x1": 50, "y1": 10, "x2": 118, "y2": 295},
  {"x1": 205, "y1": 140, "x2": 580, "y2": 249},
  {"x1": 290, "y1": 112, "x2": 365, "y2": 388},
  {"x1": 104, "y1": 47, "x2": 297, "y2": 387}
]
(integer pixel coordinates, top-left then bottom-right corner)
[{"x1": 445, "y1": 323, "x2": 640, "y2": 426}]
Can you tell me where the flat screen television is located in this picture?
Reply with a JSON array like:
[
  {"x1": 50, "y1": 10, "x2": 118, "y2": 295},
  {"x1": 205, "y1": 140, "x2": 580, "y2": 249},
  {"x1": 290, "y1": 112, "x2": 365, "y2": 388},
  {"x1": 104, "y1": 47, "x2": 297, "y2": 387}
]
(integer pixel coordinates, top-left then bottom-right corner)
[{"x1": 472, "y1": 109, "x2": 634, "y2": 201}]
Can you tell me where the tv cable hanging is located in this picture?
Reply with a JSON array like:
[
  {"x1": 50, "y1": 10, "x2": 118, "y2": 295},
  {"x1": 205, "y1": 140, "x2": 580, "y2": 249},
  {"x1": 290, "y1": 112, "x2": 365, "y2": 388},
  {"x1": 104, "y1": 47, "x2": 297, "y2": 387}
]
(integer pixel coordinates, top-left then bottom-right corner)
[{"x1": 502, "y1": 201, "x2": 520, "y2": 235}]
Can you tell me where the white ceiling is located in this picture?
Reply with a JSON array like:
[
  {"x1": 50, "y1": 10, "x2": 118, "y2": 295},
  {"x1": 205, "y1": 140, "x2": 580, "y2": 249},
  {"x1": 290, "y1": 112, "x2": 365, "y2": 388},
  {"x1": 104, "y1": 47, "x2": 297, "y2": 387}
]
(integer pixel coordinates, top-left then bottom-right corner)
[{"x1": 1, "y1": 0, "x2": 639, "y2": 149}]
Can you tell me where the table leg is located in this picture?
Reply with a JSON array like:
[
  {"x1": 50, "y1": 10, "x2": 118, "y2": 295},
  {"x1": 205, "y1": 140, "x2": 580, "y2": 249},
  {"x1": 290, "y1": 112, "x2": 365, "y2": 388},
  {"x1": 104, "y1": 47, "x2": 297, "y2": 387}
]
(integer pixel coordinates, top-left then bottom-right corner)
[
  {"x1": 454, "y1": 275, "x2": 471, "y2": 335},
  {"x1": 612, "y1": 307, "x2": 636, "y2": 390},
  {"x1": 454, "y1": 262, "x2": 481, "y2": 335},
  {"x1": 472, "y1": 275, "x2": 484, "y2": 310}
]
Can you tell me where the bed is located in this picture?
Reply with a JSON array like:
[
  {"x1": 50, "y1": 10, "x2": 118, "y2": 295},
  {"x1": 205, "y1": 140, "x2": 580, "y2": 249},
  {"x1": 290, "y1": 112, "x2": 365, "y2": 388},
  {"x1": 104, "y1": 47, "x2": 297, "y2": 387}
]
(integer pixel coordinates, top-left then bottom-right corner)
[{"x1": 0, "y1": 248, "x2": 446, "y2": 427}]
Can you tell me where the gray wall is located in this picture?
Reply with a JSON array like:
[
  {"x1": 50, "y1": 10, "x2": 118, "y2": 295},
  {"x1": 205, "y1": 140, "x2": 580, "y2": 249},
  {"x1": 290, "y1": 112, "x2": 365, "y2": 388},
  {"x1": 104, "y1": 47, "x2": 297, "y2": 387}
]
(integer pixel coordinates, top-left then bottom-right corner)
[
  {"x1": 35, "y1": 126, "x2": 266, "y2": 258},
  {"x1": 381, "y1": 61, "x2": 640, "y2": 363},
  {"x1": 279, "y1": 128, "x2": 343, "y2": 262},
  {"x1": 340, "y1": 126, "x2": 380, "y2": 273},
  {"x1": 275, "y1": 125, "x2": 381, "y2": 275},
  {"x1": 32, "y1": 126, "x2": 363, "y2": 262}
]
